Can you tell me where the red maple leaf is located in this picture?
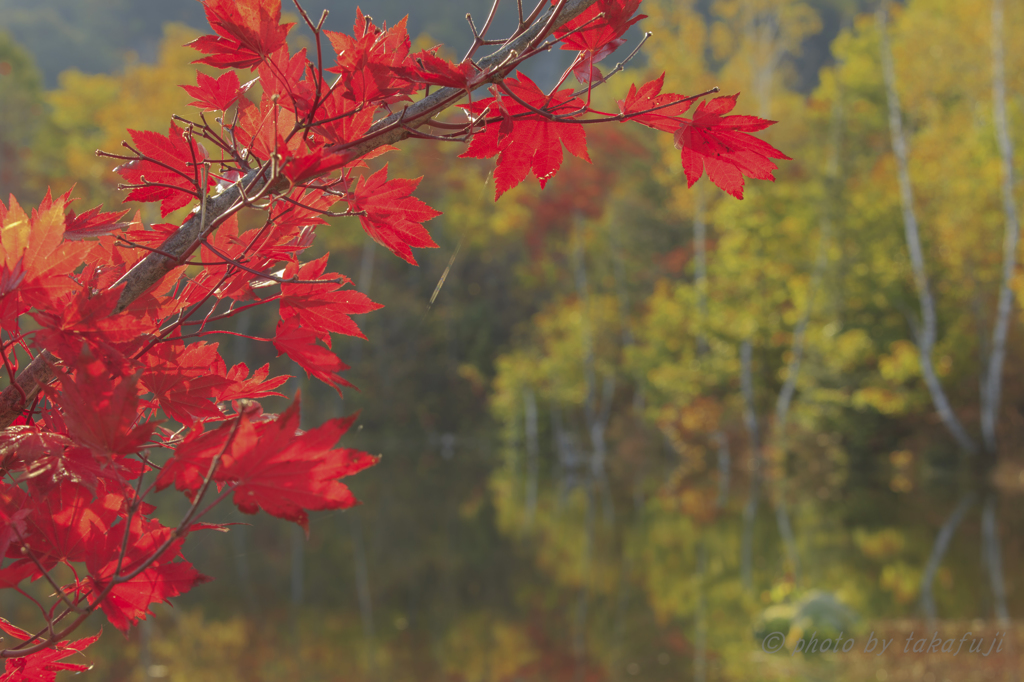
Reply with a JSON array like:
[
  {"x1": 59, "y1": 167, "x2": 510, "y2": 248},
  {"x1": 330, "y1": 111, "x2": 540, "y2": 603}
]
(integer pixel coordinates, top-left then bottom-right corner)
[
  {"x1": 617, "y1": 73, "x2": 695, "y2": 132},
  {"x1": 217, "y1": 362, "x2": 290, "y2": 403},
  {"x1": 189, "y1": 0, "x2": 294, "y2": 70},
  {"x1": 156, "y1": 399, "x2": 376, "y2": 534},
  {"x1": 0, "y1": 561, "x2": 34, "y2": 590},
  {"x1": 258, "y1": 46, "x2": 318, "y2": 118},
  {"x1": 273, "y1": 318, "x2": 354, "y2": 395},
  {"x1": 279, "y1": 256, "x2": 382, "y2": 344},
  {"x1": 0, "y1": 427, "x2": 123, "y2": 494},
  {"x1": 346, "y1": 165, "x2": 440, "y2": 265},
  {"x1": 228, "y1": 96, "x2": 303, "y2": 165},
  {"x1": 9, "y1": 482, "x2": 122, "y2": 571},
  {"x1": 220, "y1": 398, "x2": 377, "y2": 533},
  {"x1": 114, "y1": 123, "x2": 216, "y2": 216},
  {"x1": 554, "y1": 0, "x2": 645, "y2": 53},
  {"x1": 49, "y1": 351, "x2": 155, "y2": 457},
  {"x1": 0, "y1": 507, "x2": 30, "y2": 561},
  {"x1": 84, "y1": 514, "x2": 210, "y2": 633},
  {"x1": 673, "y1": 93, "x2": 791, "y2": 199},
  {"x1": 63, "y1": 204, "x2": 133, "y2": 241},
  {"x1": 325, "y1": 10, "x2": 417, "y2": 104},
  {"x1": 390, "y1": 48, "x2": 477, "y2": 90},
  {"x1": 180, "y1": 70, "x2": 254, "y2": 111},
  {"x1": 555, "y1": 0, "x2": 645, "y2": 83},
  {"x1": 0, "y1": 627, "x2": 99, "y2": 681},
  {"x1": 281, "y1": 147, "x2": 352, "y2": 185},
  {"x1": 460, "y1": 72, "x2": 591, "y2": 200},
  {"x1": 1, "y1": 190, "x2": 87, "y2": 311},
  {"x1": 140, "y1": 338, "x2": 234, "y2": 426}
]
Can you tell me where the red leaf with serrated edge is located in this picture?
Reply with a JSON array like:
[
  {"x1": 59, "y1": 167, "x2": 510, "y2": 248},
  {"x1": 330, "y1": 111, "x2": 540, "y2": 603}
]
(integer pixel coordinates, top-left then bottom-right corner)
[
  {"x1": 230, "y1": 95, "x2": 311, "y2": 165},
  {"x1": 48, "y1": 351, "x2": 155, "y2": 457},
  {"x1": 273, "y1": 318, "x2": 354, "y2": 395},
  {"x1": 325, "y1": 10, "x2": 417, "y2": 104},
  {"x1": 223, "y1": 398, "x2": 376, "y2": 533},
  {"x1": 279, "y1": 256, "x2": 382, "y2": 345},
  {"x1": 0, "y1": 428, "x2": 134, "y2": 495},
  {"x1": 2, "y1": 190, "x2": 85, "y2": 310},
  {"x1": 0, "y1": 508, "x2": 30, "y2": 561},
  {"x1": 673, "y1": 93, "x2": 791, "y2": 199},
  {"x1": 84, "y1": 514, "x2": 210, "y2": 633},
  {"x1": 8, "y1": 482, "x2": 121, "y2": 569},
  {"x1": 180, "y1": 70, "x2": 253, "y2": 111},
  {"x1": 0, "y1": 616, "x2": 32, "y2": 641},
  {"x1": 259, "y1": 46, "x2": 316, "y2": 118},
  {"x1": 459, "y1": 72, "x2": 591, "y2": 200},
  {"x1": 282, "y1": 147, "x2": 352, "y2": 185},
  {"x1": 122, "y1": 221, "x2": 179, "y2": 250},
  {"x1": 114, "y1": 123, "x2": 215, "y2": 217},
  {"x1": 346, "y1": 165, "x2": 440, "y2": 265},
  {"x1": 156, "y1": 400, "x2": 376, "y2": 534},
  {"x1": 140, "y1": 339, "x2": 234, "y2": 426},
  {"x1": 390, "y1": 48, "x2": 477, "y2": 89},
  {"x1": 617, "y1": 73, "x2": 695, "y2": 132},
  {"x1": 217, "y1": 362, "x2": 290, "y2": 403},
  {"x1": 554, "y1": 0, "x2": 645, "y2": 54},
  {"x1": 64, "y1": 204, "x2": 133, "y2": 241},
  {"x1": 571, "y1": 42, "x2": 622, "y2": 84},
  {"x1": 154, "y1": 420, "x2": 246, "y2": 496},
  {"x1": 0, "y1": 561, "x2": 33, "y2": 590},
  {"x1": 0, "y1": 629, "x2": 100, "y2": 681},
  {"x1": 189, "y1": 0, "x2": 294, "y2": 70}
]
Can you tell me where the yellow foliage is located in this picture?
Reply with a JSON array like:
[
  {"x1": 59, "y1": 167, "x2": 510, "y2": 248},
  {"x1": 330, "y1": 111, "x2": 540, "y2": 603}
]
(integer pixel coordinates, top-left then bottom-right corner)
[
  {"x1": 853, "y1": 528, "x2": 906, "y2": 561},
  {"x1": 877, "y1": 340, "x2": 921, "y2": 384},
  {"x1": 149, "y1": 610, "x2": 248, "y2": 682},
  {"x1": 440, "y1": 615, "x2": 537, "y2": 682},
  {"x1": 39, "y1": 23, "x2": 203, "y2": 219},
  {"x1": 879, "y1": 561, "x2": 921, "y2": 605}
]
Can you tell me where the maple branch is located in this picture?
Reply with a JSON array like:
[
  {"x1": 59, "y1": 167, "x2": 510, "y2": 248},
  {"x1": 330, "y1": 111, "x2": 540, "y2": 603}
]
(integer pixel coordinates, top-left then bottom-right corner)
[
  {"x1": 292, "y1": 0, "x2": 330, "y2": 120},
  {"x1": 326, "y1": 0, "x2": 601, "y2": 158},
  {"x1": 173, "y1": 330, "x2": 272, "y2": 342},
  {"x1": 0, "y1": 0, "x2": 602, "y2": 430},
  {"x1": 175, "y1": 113, "x2": 240, "y2": 162},
  {"x1": 568, "y1": 30, "x2": 652, "y2": 99},
  {"x1": 116, "y1": 180, "x2": 201, "y2": 200},
  {"x1": 0, "y1": 342, "x2": 25, "y2": 406},
  {"x1": 114, "y1": 236, "x2": 187, "y2": 261},
  {"x1": 114, "y1": 414, "x2": 243, "y2": 585},
  {"x1": 277, "y1": 191, "x2": 362, "y2": 218},
  {"x1": 463, "y1": 0, "x2": 504, "y2": 62},
  {"x1": 0, "y1": 415, "x2": 238, "y2": 659},
  {"x1": 13, "y1": 536, "x2": 85, "y2": 616},
  {"x1": 116, "y1": 140, "x2": 202, "y2": 187},
  {"x1": 179, "y1": 299, "x2": 277, "y2": 326},
  {"x1": 200, "y1": 239, "x2": 344, "y2": 285}
]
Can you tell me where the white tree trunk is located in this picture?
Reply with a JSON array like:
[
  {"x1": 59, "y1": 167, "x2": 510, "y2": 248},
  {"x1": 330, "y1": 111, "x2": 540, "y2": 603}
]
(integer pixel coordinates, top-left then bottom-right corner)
[
  {"x1": 980, "y1": 0, "x2": 1021, "y2": 456},
  {"x1": 877, "y1": 0, "x2": 978, "y2": 456}
]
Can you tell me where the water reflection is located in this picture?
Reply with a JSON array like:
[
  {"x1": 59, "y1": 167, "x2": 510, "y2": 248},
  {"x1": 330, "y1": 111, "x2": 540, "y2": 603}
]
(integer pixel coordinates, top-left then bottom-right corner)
[{"x1": 76, "y1": 418, "x2": 1019, "y2": 682}]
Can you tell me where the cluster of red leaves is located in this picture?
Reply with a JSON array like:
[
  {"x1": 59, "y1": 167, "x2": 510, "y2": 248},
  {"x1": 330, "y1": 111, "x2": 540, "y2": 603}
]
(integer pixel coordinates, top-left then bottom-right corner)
[
  {"x1": 618, "y1": 75, "x2": 791, "y2": 198},
  {"x1": 0, "y1": 0, "x2": 787, "y2": 676}
]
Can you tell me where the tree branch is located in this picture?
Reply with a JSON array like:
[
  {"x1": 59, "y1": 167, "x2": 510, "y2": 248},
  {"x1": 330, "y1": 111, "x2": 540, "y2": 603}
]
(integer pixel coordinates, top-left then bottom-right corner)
[{"x1": 0, "y1": 0, "x2": 602, "y2": 429}]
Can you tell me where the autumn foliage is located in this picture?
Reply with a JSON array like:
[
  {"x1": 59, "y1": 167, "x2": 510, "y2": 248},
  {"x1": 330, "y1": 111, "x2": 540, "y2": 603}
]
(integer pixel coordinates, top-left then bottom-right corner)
[{"x1": 0, "y1": 0, "x2": 785, "y2": 676}]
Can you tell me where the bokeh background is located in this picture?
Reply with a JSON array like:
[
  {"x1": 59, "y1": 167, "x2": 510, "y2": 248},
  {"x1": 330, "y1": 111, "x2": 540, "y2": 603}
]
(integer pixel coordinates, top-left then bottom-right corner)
[{"x1": 1, "y1": 0, "x2": 1023, "y2": 680}]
